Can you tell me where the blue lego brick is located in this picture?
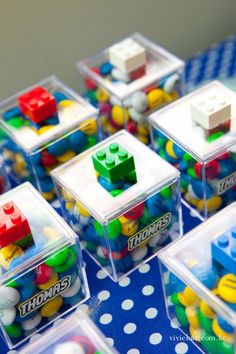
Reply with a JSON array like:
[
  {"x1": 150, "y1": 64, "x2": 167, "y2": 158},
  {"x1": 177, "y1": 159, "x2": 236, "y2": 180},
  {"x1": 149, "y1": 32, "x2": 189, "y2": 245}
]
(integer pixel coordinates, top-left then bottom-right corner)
[{"x1": 211, "y1": 226, "x2": 236, "y2": 274}]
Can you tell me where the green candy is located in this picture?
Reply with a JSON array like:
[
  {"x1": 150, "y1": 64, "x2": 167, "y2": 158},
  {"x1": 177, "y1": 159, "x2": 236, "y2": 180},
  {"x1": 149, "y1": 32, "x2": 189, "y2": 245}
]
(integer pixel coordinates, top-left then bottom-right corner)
[
  {"x1": 6, "y1": 279, "x2": 19, "y2": 288},
  {"x1": 187, "y1": 166, "x2": 198, "y2": 179},
  {"x1": 139, "y1": 207, "x2": 152, "y2": 226},
  {"x1": 14, "y1": 233, "x2": 33, "y2": 250},
  {"x1": 85, "y1": 241, "x2": 97, "y2": 252},
  {"x1": 171, "y1": 292, "x2": 181, "y2": 305},
  {"x1": 7, "y1": 117, "x2": 24, "y2": 129},
  {"x1": 198, "y1": 309, "x2": 213, "y2": 335},
  {"x1": 207, "y1": 131, "x2": 224, "y2": 142},
  {"x1": 217, "y1": 340, "x2": 234, "y2": 354},
  {"x1": 86, "y1": 136, "x2": 97, "y2": 150},
  {"x1": 87, "y1": 90, "x2": 97, "y2": 102},
  {"x1": 160, "y1": 186, "x2": 172, "y2": 199},
  {"x1": 94, "y1": 219, "x2": 121, "y2": 239},
  {"x1": 5, "y1": 323, "x2": 22, "y2": 338},
  {"x1": 181, "y1": 178, "x2": 188, "y2": 191},
  {"x1": 175, "y1": 305, "x2": 189, "y2": 327},
  {"x1": 200, "y1": 332, "x2": 220, "y2": 353},
  {"x1": 183, "y1": 152, "x2": 195, "y2": 165},
  {"x1": 54, "y1": 249, "x2": 76, "y2": 273},
  {"x1": 110, "y1": 189, "x2": 123, "y2": 198},
  {"x1": 156, "y1": 137, "x2": 166, "y2": 149},
  {"x1": 46, "y1": 248, "x2": 69, "y2": 267}
]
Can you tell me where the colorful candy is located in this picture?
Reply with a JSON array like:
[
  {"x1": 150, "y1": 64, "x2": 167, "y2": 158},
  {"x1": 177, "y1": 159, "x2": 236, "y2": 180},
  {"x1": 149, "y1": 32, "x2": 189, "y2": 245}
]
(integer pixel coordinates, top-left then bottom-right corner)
[
  {"x1": 77, "y1": 34, "x2": 184, "y2": 144},
  {"x1": 0, "y1": 77, "x2": 98, "y2": 201},
  {"x1": 150, "y1": 81, "x2": 236, "y2": 218},
  {"x1": 52, "y1": 130, "x2": 182, "y2": 281},
  {"x1": 159, "y1": 203, "x2": 236, "y2": 354},
  {"x1": 0, "y1": 183, "x2": 88, "y2": 349}
]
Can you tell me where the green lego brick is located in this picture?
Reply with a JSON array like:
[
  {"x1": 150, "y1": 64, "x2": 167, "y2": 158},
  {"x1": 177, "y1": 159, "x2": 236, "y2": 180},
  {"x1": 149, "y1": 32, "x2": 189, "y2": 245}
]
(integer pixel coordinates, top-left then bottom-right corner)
[{"x1": 92, "y1": 143, "x2": 135, "y2": 182}]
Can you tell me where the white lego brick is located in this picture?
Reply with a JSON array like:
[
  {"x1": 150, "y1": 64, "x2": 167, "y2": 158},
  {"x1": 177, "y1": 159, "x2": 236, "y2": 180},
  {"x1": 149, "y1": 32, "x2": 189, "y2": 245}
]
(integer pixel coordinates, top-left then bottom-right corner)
[
  {"x1": 190, "y1": 91, "x2": 231, "y2": 130},
  {"x1": 109, "y1": 38, "x2": 146, "y2": 74}
]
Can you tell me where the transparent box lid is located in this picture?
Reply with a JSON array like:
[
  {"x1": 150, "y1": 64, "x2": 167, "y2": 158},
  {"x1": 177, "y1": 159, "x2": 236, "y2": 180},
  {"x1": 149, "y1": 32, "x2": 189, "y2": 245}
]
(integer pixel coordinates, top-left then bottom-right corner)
[
  {"x1": 0, "y1": 76, "x2": 98, "y2": 153},
  {"x1": 150, "y1": 81, "x2": 236, "y2": 162},
  {"x1": 0, "y1": 182, "x2": 77, "y2": 285},
  {"x1": 20, "y1": 310, "x2": 117, "y2": 354},
  {"x1": 77, "y1": 33, "x2": 184, "y2": 100},
  {"x1": 159, "y1": 202, "x2": 236, "y2": 327},
  {"x1": 52, "y1": 130, "x2": 179, "y2": 223}
]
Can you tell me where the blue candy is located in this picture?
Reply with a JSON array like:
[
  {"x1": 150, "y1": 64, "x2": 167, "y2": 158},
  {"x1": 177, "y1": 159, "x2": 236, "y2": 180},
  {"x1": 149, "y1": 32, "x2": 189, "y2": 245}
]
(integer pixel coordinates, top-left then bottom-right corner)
[
  {"x1": 98, "y1": 176, "x2": 124, "y2": 192},
  {"x1": 146, "y1": 194, "x2": 164, "y2": 218},
  {"x1": 39, "y1": 177, "x2": 54, "y2": 193},
  {"x1": 53, "y1": 91, "x2": 68, "y2": 103},
  {"x1": 191, "y1": 263, "x2": 219, "y2": 289},
  {"x1": 169, "y1": 273, "x2": 185, "y2": 292},
  {"x1": 44, "y1": 114, "x2": 59, "y2": 125},
  {"x1": 3, "y1": 107, "x2": 22, "y2": 120},
  {"x1": 20, "y1": 284, "x2": 36, "y2": 301},
  {"x1": 217, "y1": 314, "x2": 234, "y2": 333},
  {"x1": 99, "y1": 62, "x2": 113, "y2": 76},
  {"x1": 190, "y1": 180, "x2": 214, "y2": 199},
  {"x1": 34, "y1": 165, "x2": 47, "y2": 180},
  {"x1": 47, "y1": 138, "x2": 70, "y2": 156},
  {"x1": 69, "y1": 131, "x2": 87, "y2": 153}
]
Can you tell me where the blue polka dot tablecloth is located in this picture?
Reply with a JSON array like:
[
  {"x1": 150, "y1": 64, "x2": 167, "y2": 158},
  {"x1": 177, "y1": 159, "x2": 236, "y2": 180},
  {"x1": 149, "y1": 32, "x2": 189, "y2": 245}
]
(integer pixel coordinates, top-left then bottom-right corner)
[{"x1": 2, "y1": 34, "x2": 236, "y2": 354}]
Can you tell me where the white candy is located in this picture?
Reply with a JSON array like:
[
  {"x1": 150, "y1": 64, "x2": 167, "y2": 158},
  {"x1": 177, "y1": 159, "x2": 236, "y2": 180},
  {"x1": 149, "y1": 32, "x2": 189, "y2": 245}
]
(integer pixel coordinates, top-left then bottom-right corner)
[
  {"x1": 131, "y1": 246, "x2": 148, "y2": 262},
  {"x1": 54, "y1": 342, "x2": 85, "y2": 354},
  {"x1": 131, "y1": 92, "x2": 148, "y2": 113},
  {"x1": 163, "y1": 74, "x2": 180, "y2": 93},
  {"x1": 110, "y1": 95, "x2": 122, "y2": 106},
  {"x1": 128, "y1": 108, "x2": 146, "y2": 125},
  {"x1": 111, "y1": 68, "x2": 130, "y2": 83},
  {"x1": 61, "y1": 276, "x2": 81, "y2": 298},
  {"x1": 0, "y1": 287, "x2": 20, "y2": 309},
  {"x1": 22, "y1": 312, "x2": 42, "y2": 331},
  {"x1": 0, "y1": 307, "x2": 16, "y2": 326}
]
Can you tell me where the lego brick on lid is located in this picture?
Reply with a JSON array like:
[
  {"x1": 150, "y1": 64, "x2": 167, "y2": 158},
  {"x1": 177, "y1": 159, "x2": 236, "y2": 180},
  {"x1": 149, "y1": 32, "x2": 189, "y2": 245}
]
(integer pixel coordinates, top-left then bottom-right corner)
[
  {"x1": 150, "y1": 81, "x2": 236, "y2": 162},
  {"x1": 0, "y1": 182, "x2": 76, "y2": 284},
  {"x1": 77, "y1": 33, "x2": 184, "y2": 100},
  {"x1": 51, "y1": 130, "x2": 179, "y2": 224},
  {"x1": 0, "y1": 76, "x2": 98, "y2": 152}
]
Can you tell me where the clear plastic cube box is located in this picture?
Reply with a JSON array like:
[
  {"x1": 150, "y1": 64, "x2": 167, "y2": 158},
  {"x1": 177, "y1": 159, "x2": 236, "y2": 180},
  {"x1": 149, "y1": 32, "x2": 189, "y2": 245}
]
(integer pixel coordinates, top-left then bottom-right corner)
[
  {"x1": 0, "y1": 182, "x2": 89, "y2": 349},
  {"x1": 159, "y1": 203, "x2": 236, "y2": 354},
  {"x1": 0, "y1": 76, "x2": 98, "y2": 202},
  {"x1": 20, "y1": 310, "x2": 117, "y2": 354},
  {"x1": 149, "y1": 81, "x2": 236, "y2": 219},
  {"x1": 0, "y1": 156, "x2": 10, "y2": 194},
  {"x1": 76, "y1": 33, "x2": 184, "y2": 145},
  {"x1": 51, "y1": 130, "x2": 182, "y2": 281}
]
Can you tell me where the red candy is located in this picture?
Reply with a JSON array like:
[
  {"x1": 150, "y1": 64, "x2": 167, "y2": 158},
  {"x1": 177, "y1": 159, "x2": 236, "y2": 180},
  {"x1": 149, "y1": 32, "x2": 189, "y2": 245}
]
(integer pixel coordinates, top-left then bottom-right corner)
[
  {"x1": 194, "y1": 160, "x2": 220, "y2": 180},
  {"x1": 127, "y1": 120, "x2": 137, "y2": 135},
  {"x1": 35, "y1": 264, "x2": 52, "y2": 285},
  {"x1": 0, "y1": 176, "x2": 5, "y2": 194},
  {"x1": 124, "y1": 202, "x2": 145, "y2": 220},
  {"x1": 71, "y1": 336, "x2": 95, "y2": 354},
  {"x1": 84, "y1": 67, "x2": 100, "y2": 90},
  {"x1": 40, "y1": 151, "x2": 57, "y2": 167}
]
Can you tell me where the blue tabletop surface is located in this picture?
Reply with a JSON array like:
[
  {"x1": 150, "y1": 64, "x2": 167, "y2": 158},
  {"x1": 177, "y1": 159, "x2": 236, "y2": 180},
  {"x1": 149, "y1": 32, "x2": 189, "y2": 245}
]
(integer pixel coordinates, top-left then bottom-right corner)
[{"x1": 2, "y1": 34, "x2": 236, "y2": 354}]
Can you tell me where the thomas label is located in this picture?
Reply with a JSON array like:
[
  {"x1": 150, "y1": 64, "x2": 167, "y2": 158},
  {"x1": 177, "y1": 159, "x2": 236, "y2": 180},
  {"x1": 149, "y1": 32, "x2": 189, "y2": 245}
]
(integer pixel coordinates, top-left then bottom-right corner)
[
  {"x1": 214, "y1": 171, "x2": 236, "y2": 195},
  {"x1": 18, "y1": 276, "x2": 71, "y2": 317},
  {"x1": 128, "y1": 212, "x2": 171, "y2": 251}
]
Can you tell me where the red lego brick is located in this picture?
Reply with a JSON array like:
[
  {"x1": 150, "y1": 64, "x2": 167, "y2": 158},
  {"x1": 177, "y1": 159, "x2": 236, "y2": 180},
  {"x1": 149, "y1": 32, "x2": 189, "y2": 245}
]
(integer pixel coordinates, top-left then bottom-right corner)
[
  {"x1": 0, "y1": 201, "x2": 31, "y2": 248},
  {"x1": 17, "y1": 86, "x2": 57, "y2": 123}
]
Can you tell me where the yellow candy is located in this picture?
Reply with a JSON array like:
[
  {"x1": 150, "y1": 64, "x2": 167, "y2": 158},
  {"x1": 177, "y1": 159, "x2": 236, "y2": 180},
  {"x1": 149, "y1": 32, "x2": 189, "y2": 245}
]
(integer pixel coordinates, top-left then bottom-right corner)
[
  {"x1": 15, "y1": 153, "x2": 27, "y2": 168},
  {"x1": 80, "y1": 118, "x2": 97, "y2": 135},
  {"x1": 76, "y1": 202, "x2": 90, "y2": 217},
  {"x1": 186, "y1": 306, "x2": 200, "y2": 329},
  {"x1": 166, "y1": 140, "x2": 178, "y2": 159},
  {"x1": 106, "y1": 124, "x2": 119, "y2": 135},
  {"x1": 38, "y1": 125, "x2": 54, "y2": 135},
  {"x1": 218, "y1": 274, "x2": 236, "y2": 304},
  {"x1": 170, "y1": 90, "x2": 179, "y2": 100},
  {"x1": 0, "y1": 244, "x2": 23, "y2": 270},
  {"x1": 183, "y1": 287, "x2": 200, "y2": 306},
  {"x1": 42, "y1": 191, "x2": 55, "y2": 201},
  {"x1": 189, "y1": 326, "x2": 204, "y2": 342},
  {"x1": 111, "y1": 106, "x2": 129, "y2": 126},
  {"x1": 212, "y1": 319, "x2": 234, "y2": 343},
  {"x1": 56, "y1": 150, "x2": 76, "y2": 163},
  {"x1": 63, "y1": 190, "x2": 74, "y2": 202},
  {"x1": 3, "y1": 149, "x2": 15, "y2": 160},
  {"x1": 66, "y1": 201, "x2": 74, "y2": 211},
  {"x1": 43, "y1": 226, "x2": 60, "y2": 242},
  {"x1": 100, "y1": 115, "x2": 109, "y2": 129},
  {"x1": 37, "y1": 272, "x2": 58, "y2": 290},
  {"x1": 197, "y1": 195, "x2": 222, "y2": 212},
  {"x1": 58, "y1": 100, "x2": 74, "y2": 109},
  {"x1": 137, "y1": 134, "x2": 149, "y2": 145},
  {"x1": 185, "y1": 193, "x2": 199, "y2": 207},
  {"x1": 137, "y1": 125, "x2": 149, "y2": 136},
  {"x1": 200, "y1": 300, "x2": 215, "y2": 319},
  {"x1": 13, "y1": 163, "x2": 29, "y2": 177},
  {"x1": 40, "y1": 296, "x2": 63, "y2": 318},
  {"x1": 119, "y1": 216, "x2": 138, "y2": 237},
  {"x1": 96, "y1": 88, "x2": 109, "y2": 102},
  {"x1": 147, "y1": 89, "x2": 165, "y2": 109},
  {"x1": 177, "y1": 292, "x2": 189, "y2": 307}
]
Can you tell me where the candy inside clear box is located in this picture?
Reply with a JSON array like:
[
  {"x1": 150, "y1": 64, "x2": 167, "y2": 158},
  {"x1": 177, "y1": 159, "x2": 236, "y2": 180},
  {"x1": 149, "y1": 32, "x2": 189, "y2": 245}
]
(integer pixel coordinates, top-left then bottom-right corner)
[
  {"x1": 149, "y1": 81, "x2": 236, "y2": 219},
  {"x1": 0, "y1": 76, "x2": 98, "y2": 202},
  {"x1": 159, "y1": 202, "x2": 236, "y2": 354},
  {"x1": 0, "y1": 183, "x2": 89, "y2": 349},
  {"x1": 77, "y1": 33, "x2": 184, "y2": 145},
  {"x1": 19, "y1": 310, "x2": 118, "y2": 354},
  {"x1": 52, "y1": 130, "x2": 182, "y2": 281}
]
